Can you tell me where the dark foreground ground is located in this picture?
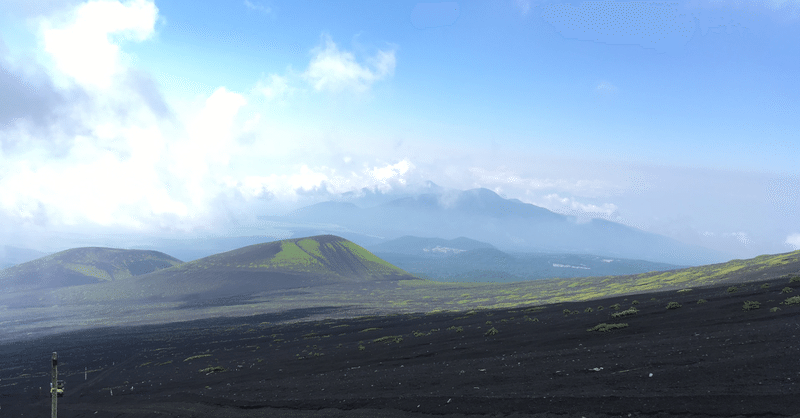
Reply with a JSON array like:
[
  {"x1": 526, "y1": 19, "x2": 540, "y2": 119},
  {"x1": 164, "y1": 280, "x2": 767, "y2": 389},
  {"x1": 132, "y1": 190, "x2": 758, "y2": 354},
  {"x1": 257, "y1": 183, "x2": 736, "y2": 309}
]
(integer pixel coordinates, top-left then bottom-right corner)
[{"x1": 2, "y1": 277, "x2": 799, "y2": 417}]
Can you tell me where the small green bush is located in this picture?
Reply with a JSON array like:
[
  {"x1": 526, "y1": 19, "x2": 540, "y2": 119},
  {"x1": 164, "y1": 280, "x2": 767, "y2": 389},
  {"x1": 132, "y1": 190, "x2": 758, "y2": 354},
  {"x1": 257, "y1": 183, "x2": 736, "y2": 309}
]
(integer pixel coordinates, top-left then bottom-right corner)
[
  {"x1": 677, "y1": 288, "x2": 693, "y2": 293},
  {"x1": 359, "y1": 327, "x2": 382, "y2": 333},
  {"x1": 727, "y1": 286, "x2": 738, "y2": 293},
  {"x1": 563, "y1": 309, "x2": 571, "y2": 315},
  {"x1": 789, "y1": 276, "x2": 800, "y2": 284},
  {"x1": 373, "y1": 335, "x2": 403, "y2": 344},
  {"x1": 199, "y1": 366, "x2": 225, "y2": 374},
  {"x1": 631, "y1": 300, "x2": 639, "y2": 305},
  {"x1": 611, "y1": 307, "x2": 639, "y2": 318},
  {"x1": 484, "y1": 327, "x2": 499, "y2": 336},
  {"x1": 666, "y1": 302, "x2": 682, "y2": 309},
  {"x1": 447, "y1": 326, "x2": 464, "y2": 333},
  {"x1": 609, "y1": 303, "x2": 621, "y2": 310},
  {"x1": 584, "y1": 307, "x2": 594, "y2": 313},
  {"x1": 697, "y1": 299, "x2": 707, "y2": 304},
  {"x1": 587, "y1": 323, "x2": 628, "y2": 332},
  {"x1": 358, "y1": 344, "x2": 365, "y2": 351},
  {"x1": 784, "y1": 296, "x2": 800, "y2": 305},
  {"x1": 597, "y1": 306, "x2": 604, "y2": 310},
  {"x1": 761, "y1": 283, "x2": 771, "y2": 289},
  {"x1": 770, "y1": 307, "x2": 781, "y2": 312},
  {"x1": 781, "y1": 287, "x2": 794, "y2": 294},
  {"x1": 742, "y1": 301, "x2": 761, "y2": 311},
  {"x1": 184, "y1": 354, "x2": 212, "y2": 362}
]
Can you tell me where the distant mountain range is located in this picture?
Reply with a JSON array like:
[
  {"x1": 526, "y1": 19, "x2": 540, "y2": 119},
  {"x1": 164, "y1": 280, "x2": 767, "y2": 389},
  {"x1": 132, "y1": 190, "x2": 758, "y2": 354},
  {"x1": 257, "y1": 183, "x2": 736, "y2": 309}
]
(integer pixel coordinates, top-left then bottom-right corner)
[
  {"x1": 263, "y1": 187, "x2": 726, "y2": 266},
  {"x1": 367, "y1": 236, "x2": 683, "y2": 282},
  {"x1": 0, "y1": 245, "x2": 50, "y2": 270}
]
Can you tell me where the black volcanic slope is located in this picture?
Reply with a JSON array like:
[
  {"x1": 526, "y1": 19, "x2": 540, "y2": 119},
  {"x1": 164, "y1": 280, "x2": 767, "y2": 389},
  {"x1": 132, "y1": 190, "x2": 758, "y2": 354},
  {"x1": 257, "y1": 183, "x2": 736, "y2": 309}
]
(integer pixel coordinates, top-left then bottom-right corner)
[
  {"x1": 2, "y1": 275, "x2": 800, "y2": 417},
  {"x1": 0, "y1": 247, "x2": 182, "y2": 291}
]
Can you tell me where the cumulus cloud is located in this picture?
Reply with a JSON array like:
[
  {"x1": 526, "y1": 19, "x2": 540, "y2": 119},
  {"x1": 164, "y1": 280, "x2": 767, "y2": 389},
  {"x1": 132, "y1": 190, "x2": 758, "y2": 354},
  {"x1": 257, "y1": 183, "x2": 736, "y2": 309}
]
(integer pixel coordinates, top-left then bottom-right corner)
[
  {"x1": 41, "y1": 0, "x2": 158, "y2": 90},
  {"x1": 539, "y1": 193, "x2": 619, "y2": 219},
  {"x1": 785, "y1": 233, "x2": 800, "y2": 250},
  {"x1": 303, "y1": 35, "x2": 395, "y2": 93}
]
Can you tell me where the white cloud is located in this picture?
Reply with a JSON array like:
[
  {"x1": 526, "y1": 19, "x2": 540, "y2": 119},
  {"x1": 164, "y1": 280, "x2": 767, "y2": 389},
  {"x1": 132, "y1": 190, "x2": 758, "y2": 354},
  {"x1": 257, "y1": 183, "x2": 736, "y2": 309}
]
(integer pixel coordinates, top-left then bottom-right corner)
[
  {"x1": 785, "y1": 233, "x2": 800, "y2": 250},
  {"x1": 539, "y1": 193, "x2": 619, "y2": 219},
  {"x1": 41, "y1": 0, "x2": 158, "y2": 90},
  {"x1": 243, "y1": 0, "x2": 271, "y2": 14},
  {"x1": 254, "y1": 74, "x2": 291, "y2": 101},
  {"x1": 303, "y1": 35, "x2": 395, "y2": 93},
  {"x1": 368, "y1": 159, "x2": 413, "y2": 185},
  {"x1": 723, "y1": 231, "x2": 752, "y2": 246}
]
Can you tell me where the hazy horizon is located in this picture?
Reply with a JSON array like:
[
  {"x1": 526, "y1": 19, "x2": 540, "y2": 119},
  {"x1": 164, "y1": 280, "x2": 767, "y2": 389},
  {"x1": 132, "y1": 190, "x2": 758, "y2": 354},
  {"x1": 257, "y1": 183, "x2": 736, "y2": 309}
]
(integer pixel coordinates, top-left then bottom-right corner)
[{"x1": 1, "y1": 0, "x2": 798, "y2": 260}]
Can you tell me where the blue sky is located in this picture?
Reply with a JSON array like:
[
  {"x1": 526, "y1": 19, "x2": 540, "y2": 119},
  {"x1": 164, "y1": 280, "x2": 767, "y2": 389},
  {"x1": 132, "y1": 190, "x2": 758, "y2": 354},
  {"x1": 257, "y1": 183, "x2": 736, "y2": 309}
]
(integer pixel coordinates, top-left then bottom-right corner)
[{"x1": 0, "y1": 0, "x2": 798, "y2": 259}]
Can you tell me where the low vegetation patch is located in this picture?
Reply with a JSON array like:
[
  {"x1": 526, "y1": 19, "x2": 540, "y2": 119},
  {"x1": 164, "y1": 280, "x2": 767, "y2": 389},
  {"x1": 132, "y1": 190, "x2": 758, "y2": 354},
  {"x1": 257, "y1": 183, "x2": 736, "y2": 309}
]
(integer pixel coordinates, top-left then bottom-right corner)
[
  {"x1": 677, "y1": 288, "x2": 693, "y2": 293},
  {"x1": 697, "y1": 299, "x2": 707, "y2": 304},
  {"x1": 447, "y1": 326, "x2": 464, "y2": 333},
  {"x1": 781, "y1": 287, "x2": 794, "y2": 294},
  {"x1": 742, "y1": 301, "x2": 761, "y2": 311},
  {"x1": 770, "y1": 307, "x2": 781, "y2": 312},
  {"x1": 609, "y1": 303, "x2": 621, "y2": 310},
  {"x1": 199, "y1": 366, "x2": 226, "y2": 374},
  {"x1": 373, "y1": 335, "x2": 403, "y2": 344},
  {"x1": 631, "y1": 300, "x2": 639, "y2": 305},
  {"x1": 183, "y1": 354, "x2": 212, "y2": 362},
  {"x1": 784, "y1": 296, "x2": 800, "y2": 306},
  {"x1": 666, "y1": 302, "x2": 682, "y2": 309},
  {"x1": 587, "y1": 323, "x2": 628, "y2": 332},
  {"x1": 484, "y1": 327, "x2": 499, "y2": 336},
  {"x1": 611, "y1": 307, "x2": 638, "y2": 318},
  {"x1": 359, "y1": 327, "x2": 382, "y2": 333},
  {"x1": 790, "y1": 276, "x2": 800, "y2": 284},
  {"x1": 727, "y1": 286, "x2": 738, "y2": 293},
  {"x1": 584, "y1": 307, "x2": 593, "y2": 313},
  {"x1": 761, "y1": 283, "x2": 771, "y2": 289}
]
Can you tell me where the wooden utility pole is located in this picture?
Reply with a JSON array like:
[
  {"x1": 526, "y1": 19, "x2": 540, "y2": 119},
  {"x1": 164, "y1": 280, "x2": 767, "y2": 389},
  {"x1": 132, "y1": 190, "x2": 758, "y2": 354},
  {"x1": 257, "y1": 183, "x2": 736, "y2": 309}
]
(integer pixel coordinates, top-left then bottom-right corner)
[{"x1": 51, "y1": 352, "x2": 57, "y2": 418}]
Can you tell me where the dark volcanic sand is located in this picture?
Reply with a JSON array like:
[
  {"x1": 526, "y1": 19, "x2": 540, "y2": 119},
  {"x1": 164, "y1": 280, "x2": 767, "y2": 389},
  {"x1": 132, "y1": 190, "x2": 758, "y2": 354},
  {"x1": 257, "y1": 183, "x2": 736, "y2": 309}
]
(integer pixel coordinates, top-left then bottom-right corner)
[{"x1": 2, "y1": 278, "x2": 799, "y2": 417}]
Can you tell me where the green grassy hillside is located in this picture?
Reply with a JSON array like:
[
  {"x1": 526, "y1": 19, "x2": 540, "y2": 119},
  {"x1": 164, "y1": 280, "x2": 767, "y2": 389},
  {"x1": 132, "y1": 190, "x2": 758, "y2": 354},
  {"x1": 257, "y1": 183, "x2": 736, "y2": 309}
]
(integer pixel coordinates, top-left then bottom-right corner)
[
  {"x1": 75, "y1": 235, "x2": 418, "y2": 303},
  {"x1": 0, "y1": 248, "x2": 182, "y2": 291}
]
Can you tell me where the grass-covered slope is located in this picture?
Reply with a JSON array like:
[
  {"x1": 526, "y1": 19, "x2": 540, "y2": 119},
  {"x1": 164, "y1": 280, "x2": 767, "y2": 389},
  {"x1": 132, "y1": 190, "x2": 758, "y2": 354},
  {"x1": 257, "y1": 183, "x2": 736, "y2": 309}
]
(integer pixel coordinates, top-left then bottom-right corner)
[
  {"x1": 0, "y1": 247, "x2": 182, "y2": 292},
  {"x1": 120, "y1": 235, "x2": 418, "y2": 301}
]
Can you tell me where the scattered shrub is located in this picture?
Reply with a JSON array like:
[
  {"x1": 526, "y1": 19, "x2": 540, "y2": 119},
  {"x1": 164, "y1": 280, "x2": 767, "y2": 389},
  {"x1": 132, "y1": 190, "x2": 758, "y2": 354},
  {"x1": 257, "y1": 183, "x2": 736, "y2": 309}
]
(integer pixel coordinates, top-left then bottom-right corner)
[
  {"x1": 484, "y1": 327, "x2": 499, "y2": 336},
  {"x1": 790, "y1": 276, "x2": 800, "y2": 284},
  {"x1": 742, "y1": 301, "x2": 761, "y2": 311},
  {"x1": 727, "y1": 286, "x2": 738, "y2": 293},
  {"x1": 784, "y1": 296, "x2": 800, "y2": 306},
  {"x1": 677, "y1": 288, "x2": 693, "y2": 293},
  {"x1": 611, "y1": 307, "x2": 639, "y2": 318},
  {"x1": 666, "y1": 302, "x2": 682, "y2": 309},
  {"x1": 631, "y1": 300, "x2": 639, "y2": 305},
  {"x1": 781, "y1": 287, "x2": 794, "y2": 294},
  {"x1": 199, "y1": 366, "x2": 226, "y2": 374},
  {"x1": 359, "y1": 328, "x2": 382, "y2": 333},
  {"x1": 761, "y1": 283, "x2": 771, "y2": 289},
  {"x1": 587, "y1": 323, "x2": 628, "y2": 332},
  {"x1": 373, "y1": 336, "x2": 403, "y2": 344},
  {"x1": 485, "y1": 321, "x2": 492, "y2": 325},
  {"x1": 609, "y1": 303, "x2": 621, "y2": 310},
  {"x1": 358, "y1": 344, "x2": 365, "y2": 351},
  {"x1": 597, "y1": 306, "x2": 604, "y2": 310},
  {"x1": 447, "y1": 326, "x2": 464, "y2": 333},
  {"x1": 697, "y1": 299, "x2": 707, "y2": 304},
  {"x1": 584, "y1": 307, "x2": 594, "y2": 313},
  {"x1": 563, "y1": 309, "x2": 571, "y2": 315},
  {"x1": 184, "y1": 354, "x2": 212, "y2": 362},
  {"x1": 770, "y1": 307, "x2": 781, "y2": 312}
]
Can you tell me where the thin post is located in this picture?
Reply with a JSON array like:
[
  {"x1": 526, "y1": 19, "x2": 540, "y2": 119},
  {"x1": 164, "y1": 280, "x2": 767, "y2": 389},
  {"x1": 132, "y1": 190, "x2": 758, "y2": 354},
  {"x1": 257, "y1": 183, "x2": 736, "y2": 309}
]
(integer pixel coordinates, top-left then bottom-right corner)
[{"x1": 51, "y1": 352, "x2": 57, "y2": 418}]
